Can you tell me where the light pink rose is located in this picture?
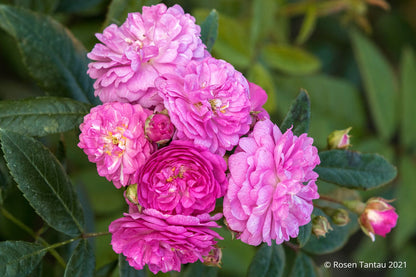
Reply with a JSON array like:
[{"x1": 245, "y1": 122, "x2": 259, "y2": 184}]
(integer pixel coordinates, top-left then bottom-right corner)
[
  {"x1": 223, "y1": 119, "x2": 320, "y2": 246},
  {"x1": 135, "y1": 140, "x2": 227, "y2": 215},
  {"x1": 87, "y1": 4, "x2": 207, "y2": 106},
  {"x1": 78, "y1": 102, "x2": 153, "y2": 188},
  {"x1": 156, "y1": 57, "x2": 252, "y2": 155},
  {"x1": 109, "y1": 209, "x2": 223, "y2": 274}
]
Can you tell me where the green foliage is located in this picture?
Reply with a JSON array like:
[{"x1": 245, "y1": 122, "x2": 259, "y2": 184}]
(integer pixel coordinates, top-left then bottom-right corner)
[
  {"x1": 247, "y1": 243, "x2": 285, "y2": 277},
  {"x1": 200, "y1": 9, "x2": 219, "y2": 52},
  {"x1": 289, "y1": 252, "x2": 317, "y2": 277},
  {"x1": 316, "y1": 150, "x2": 397, "y2": 190},
  {"x1": 0, "y1": 130, "x2": 85, "y2": 236},
  {"x1": 104, "y1": 0, "x2": 161, "y2": 27},
  {"x1": 0, "y1": 97, "x2": 90, "y2": 137},
  {"x1": 281, "y1": 89, "x2": 310, "y2": 135},
  {"x1": 119, "y1": 254, "x2": 147, "y2": 277},
  {"x1": 64, "y1": 239, "x2": 95, "y2": 277}
]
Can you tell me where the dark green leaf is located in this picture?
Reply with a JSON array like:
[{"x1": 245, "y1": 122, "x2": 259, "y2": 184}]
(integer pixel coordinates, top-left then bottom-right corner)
[
  {"x1": 0, "y1": 5, "x2": 99, "y2": 105},
  {"x1": 95, "y1": 260, "x2": 118, "y2": 277},
  {"x1": 261, "y1": 45, "x2": 321, "y2": 75},
  {"x1": 200, "y1": 9, "x2": 219, "y2": 52},
  {"x1": 0, "y1": 130, "x2": 84, "y2": 236},
  {"x1": 290, "y1": 252, "x2": 316, "y2": 277},
  {"x1": 119, "y1": 254, "x2": 146, "y2": 277},
  {"x1": 64, "y1": 239, "x2": 95, "y2": 277},
  {"x1": 281, "y1": 89, "x2": 310, "y2": 135},
  {"x1": 315, "y1": 150, "x2": 397, "y2": 190},
  {"x1": 14, "y1": 0, "x2": 58, "y2": 13},
  {"x1": 350, "y1": 30, "x2": 398, "y2": 140},
  {"x1": 56, "y1": 0, "x2": 104, "y2": 13},
  {"x1": 104, "y1": 0, "x2": 161, "y2": 27},
  {"x1": 182, "y1": 261, "x2": 218, "y2": 277},
  {"x1": 247, "y1": 243, "x2": 285, "y2": 277},
  {"x1": 400, "y1": 47, "x2": 416, "y2": 149},
  {"x1": 0, "y1": 241, "x2": 46, "y2": 277},
  {"x1": 303, "y1": 208, "x2": 358, "y2": 255},
  {"x1": 0, "y1": 97, "x2": 90, "y2": 137},
  {"x1": 297, "y1": 222, "x2": 312, "y2": 248}
]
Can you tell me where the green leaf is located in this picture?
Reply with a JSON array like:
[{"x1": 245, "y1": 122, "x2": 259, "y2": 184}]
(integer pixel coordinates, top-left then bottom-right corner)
[
  {"x1": 104, "y1": 0, "x2": 161, "y2": 27},
  {"x1": 14, "y1": 0, "x2": 58, "y2": 13},
  {"x1": 119, "y1": 254, "x2": 146, "y2": 277},
  {"x1": 246, "y1": 63, "x2": 278, "y2": 114},
  {"x1": 400, "y1": 47, "x2": 416, "y2": 149},
  {"x1": 64, "y1": 239, "x2": 95, "y2": 277},
  {"x1": 297, "y1": 222, "x2": 312, "y2": 248},
  {"x1": 95, "y1": 260, "x2": 118, "y2": 277},
  {"x1": 393, "y1": 155, "x2": 416, "y2": 250},
  {"x1": 303, "y1": 208, "x2": 358, "y2": 255},
  {"x1": 0, "y1": 5, "x2": 99, "y2": 105},
  {"x1": 295, "y1": 6, "x2": 317, "y2": 45},
  {"x1": 290, "y1": 252, "x2": 317, "y2": 277},
  {"x1": 250, "y1": 0, "x2": 277, "y2": 47},
  {"x1": 0, "y1": 130, "x2": 85, "y2": 236},
  {"x1": 200, "y1": 9, "x2": 219, "y2": 52},
  {"x1": 261, "y1": 45, "x2": 321, "y2": 75},
  {"x1": 247, "y1": 243, "x2": 285, "y2": 277},
  {"x1": 315, "y1": 150, "x2": 397, "y2": 190},
  {"x1": 0, "y1": 241, "x2": 46, "y2": 277},
  {"x1": 182, "y1": 261, "x2": 218, "y2": 277},
  {"x1": 0, "y1": 97, "x2": 90, "y2": 137},
  {"x1": 281, "y1": 89, "x2": 310, "y2": 135},
  {"x1": 350, "y1": 30, "x2": 398, "y2": 141},
  {"x1": 56, "y1": 0, "x2": 104, "y2": 13}
]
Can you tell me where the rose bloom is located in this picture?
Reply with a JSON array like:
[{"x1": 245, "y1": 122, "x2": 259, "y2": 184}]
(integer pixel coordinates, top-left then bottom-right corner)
[
  {"x1": 78, "y1": 102, "x2": 153, "y2": 188},
  {"x1": 87, "y1": 3, "x2": 207, "y2": 106},
  {"x1": 223, "y1": 119, "x2": 320, "y2": 246},
  {"x1": 156, "y1": 57, "x2": 252, "y2": 156},
  {"x1": 145, "y1": 112, "x2": 175, "y2": 144},
  {"x1": 135, "y1": 140, "x2": 227, "y2": 215},
  {"x1": 109, "y1": 209, "x2": 223, "y2": 274},
  {"x1": 359, "y1": 197, "x2": 398, "y2": 241}
]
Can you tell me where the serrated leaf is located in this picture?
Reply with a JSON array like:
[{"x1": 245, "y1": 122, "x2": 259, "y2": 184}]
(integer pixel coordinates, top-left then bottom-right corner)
[
  {"x1": 400, "y1": 47, "x2": 416, "y2": 149},
  {"x1": 0, "y1": 5, "x2": 99, "y2": 105},
  {"x1": 262, "y1": 45, "x2": 321, "y2": 75},
  {"x1": 0, "y1": 241, "x2": 46, "y2": 277},
  {"x1": 247, "y1": 243, "x2": 285, "y2": 277},
  {"x1": 281, "y1": 89, "x2": 310, "y2": 135},
  {"x1": 182, "y1": 261, "x2": 218, "y2": 277},
  {"x1": 315, "y1": 150, "x2": 397, "y2": 190},
  {"x1": 247, "y1": 63, "x2": 278, "y2": 114},
  {"x1": 297, "y1": 222, "x2": 312, "y2": 248},
  {"x1": 56, "y1": 0, "x2": 104, "y2": 13},
  {"x1": 64, "y1": 239, "x2": 95, "y2": 277},
  {"x1": 0, "y1": 97, "x2": 90, "y2": 137},
  {"x1": 290, "y1": 252, "x2": 317, "y2": 277},
  {"x1": 350, "y1": 30, "x2": 398, "y2": 141},
  {"x1": 200, "y1": 9, "x2": 218, "y2": 52},
  {"x1": 303, "y1": 208, "x2": 358, "y2": 255},
  {"x1": 104, "y1": 0, "x2": 161, "y2": 27},
  {"x1": 119, "y1": 254, "x2": 146, "y2": 277},
  {"x1": 0, "y1": 130, "x2": 84, "y2": 236}
]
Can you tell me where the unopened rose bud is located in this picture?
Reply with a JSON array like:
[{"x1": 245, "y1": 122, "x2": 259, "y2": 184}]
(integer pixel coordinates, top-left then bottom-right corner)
[
  {"x1": 125, "y1": 184, "x2": 139, "y2": 205},
  {"x1": 145, "y1": 112, "x2": 175, "y2": 145},
  {"x1": 312, "y1": 216, "x2": 333, "y2": 238},
  {"x1": 327, "y1": 127, "x2": 352, "y2": 149},
  {"x1": 203, "y1": 247, "x2": 222, "y2": 268},
  {"x1": 331, "y1": 208, "x2": 350, "y2": 226},
  {"x1": 358, "y1": 197, "x2": 398, "y2": 241}
]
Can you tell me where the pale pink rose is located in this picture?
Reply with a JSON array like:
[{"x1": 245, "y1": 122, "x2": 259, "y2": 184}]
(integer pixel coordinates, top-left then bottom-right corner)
[
  {"x1": 109, "y1": 209, "x2": 223, "y2": 274},
  {"x1": 359, "y1": 197, "x2": 398, "y2": 241},
  {"x1": 87, "y1": 4, "x2": 207, "y2": 106},
  {"x1": 78, "y1": 102, "x2": 153, "y2": 188},
  {"x1": 135, "y1": 140, "x2": 227, "y2": 215},
  {"x1": 223, "y1": 119, "x2": 320, "y2": 246},
  {"x1": 145, "y1": 112, "x2": 175, "y2": 144},
  {"x1": 156, "y1": 57, "x2": 252, "y2": 155},
  {"x1": 248, "y1": 82, "x2": 269, "y2": 124}
]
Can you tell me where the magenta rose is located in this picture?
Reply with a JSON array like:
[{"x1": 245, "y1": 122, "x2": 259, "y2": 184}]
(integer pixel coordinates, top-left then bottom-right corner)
[
  {"x1": 156, "y1": 57, "x2": 252, "y2": 155},
  {"x1": 145, "y1": 112, "x2": 175, "y2": 144},
  {"x1": 223, "y1": 119, "x2": 320, "y2": 246},
  {"x1": 87, "y1": 4, "x2": 207, "y2": 106},
  {"x1": 109, "y1": 209, "x2": 223, "y2": 274},
  {"x1": 78, "y1": 102, "x2": 154, "y2": 188},
  {"x1": 135, "y1": 140, "x2": 227, "y2": 215}
]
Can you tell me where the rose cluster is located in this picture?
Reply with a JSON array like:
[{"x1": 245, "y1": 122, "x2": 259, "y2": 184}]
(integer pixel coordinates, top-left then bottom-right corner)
[{"x1": 78, "y1": 3, "x2": 321, "y2": 274}]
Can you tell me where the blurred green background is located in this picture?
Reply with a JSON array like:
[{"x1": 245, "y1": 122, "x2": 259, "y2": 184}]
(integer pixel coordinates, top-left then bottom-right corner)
[{"x1": 0, "y1": 0, "x2": 415, "y2": 276}]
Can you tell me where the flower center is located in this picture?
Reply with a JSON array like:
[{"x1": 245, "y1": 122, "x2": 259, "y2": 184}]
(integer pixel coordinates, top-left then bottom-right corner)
[{"x1": 104, "y1": 125, "x2": 128, "y2": 157}]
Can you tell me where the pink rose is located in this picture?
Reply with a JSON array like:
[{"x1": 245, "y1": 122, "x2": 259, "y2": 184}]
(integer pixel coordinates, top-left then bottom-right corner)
[
  {"x1": 248, "y1": 82, "x2": 269, "y2": 124},
  {"x1": 156, "y1": 57, "x2": 252, "y2": 156},
  {"x1": 87, "y1": 4, "x2": 207, "y2": 106},
  {"x1": 78, "y1": 102, "x2": 153, "y2": 188},
  {"x1": 135, "y1": 140, "x2": 227, "y2": 215},
  {"x1": 109, "y1": 209, "x2": 223, "y2": 274},
  {"x1": 145, "y1": 112, "x2": 175, "y2": 144},
  {"x1": 223, "y1": 119, "x2": 320, "y2": 246}
]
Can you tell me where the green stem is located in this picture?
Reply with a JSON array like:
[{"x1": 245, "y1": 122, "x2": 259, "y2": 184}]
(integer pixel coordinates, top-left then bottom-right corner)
[
  {"x1": 318, "y1": 195, "x2": 344, "y2": 205},
  {"x1": 1, "y1": 207, "x2": 66, "y2": 267},
  {"x1": 82, "y1": 231, "x2": 111, "y2": 238}
]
